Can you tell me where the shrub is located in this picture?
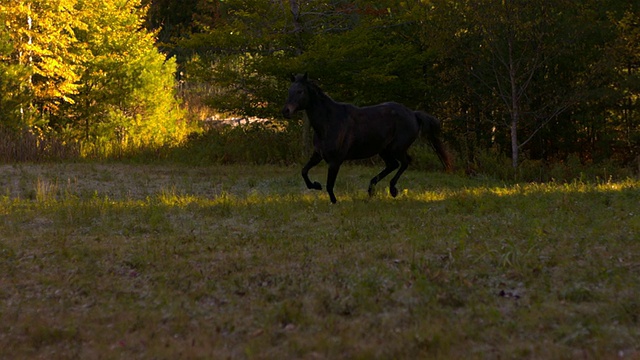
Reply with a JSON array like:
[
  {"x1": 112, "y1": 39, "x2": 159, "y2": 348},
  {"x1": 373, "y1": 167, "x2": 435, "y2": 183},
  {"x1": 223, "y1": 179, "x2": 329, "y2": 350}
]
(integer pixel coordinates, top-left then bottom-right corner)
[
  {"x1": 0, "y1": 126, "x2": 79, "y2": 162},
  {"x1": 166, "y1": 121, "x2": 305, "y2": 165}
]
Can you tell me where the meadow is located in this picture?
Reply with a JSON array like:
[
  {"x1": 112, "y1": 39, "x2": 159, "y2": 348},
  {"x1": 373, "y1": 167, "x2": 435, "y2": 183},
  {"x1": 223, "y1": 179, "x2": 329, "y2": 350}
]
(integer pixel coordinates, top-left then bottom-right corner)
[{"x1": 0, "y1": 163, "x2": 639, "y2": 359}]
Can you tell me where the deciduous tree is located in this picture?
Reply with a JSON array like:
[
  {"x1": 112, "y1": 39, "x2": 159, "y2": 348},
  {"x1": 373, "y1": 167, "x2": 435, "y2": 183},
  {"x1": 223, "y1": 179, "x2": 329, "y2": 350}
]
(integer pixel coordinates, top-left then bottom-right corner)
[{"x1": 0, "y1": 0, "x2": 184, "y2": 149}]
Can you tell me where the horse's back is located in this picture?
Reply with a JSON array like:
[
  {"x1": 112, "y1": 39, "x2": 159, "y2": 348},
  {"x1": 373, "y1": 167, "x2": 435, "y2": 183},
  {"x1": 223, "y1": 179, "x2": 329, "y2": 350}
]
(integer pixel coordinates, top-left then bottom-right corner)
[
  {"x1": 366, "y1": 101, "x2": 420, "y2": 138},
  {"x1": 355, "y1": 102, "x2": 415, "y2": 124},
  {"x1": 341, "y1": 101, "x2": 420, "y2": 158}
]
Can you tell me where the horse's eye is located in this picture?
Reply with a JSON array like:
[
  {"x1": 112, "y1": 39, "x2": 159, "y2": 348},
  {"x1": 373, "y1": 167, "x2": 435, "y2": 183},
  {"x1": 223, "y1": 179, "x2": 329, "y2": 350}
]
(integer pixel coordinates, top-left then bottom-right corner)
[{"x1": 297, "y1": 90, "x2": 304, "y2": 95}]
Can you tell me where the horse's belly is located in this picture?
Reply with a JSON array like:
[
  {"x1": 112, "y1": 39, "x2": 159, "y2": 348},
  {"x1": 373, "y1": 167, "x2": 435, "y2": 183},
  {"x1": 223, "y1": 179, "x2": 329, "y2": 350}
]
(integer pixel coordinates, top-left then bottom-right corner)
[{"x1": 345, "y1": 140, "x2": 384, "y2": 159}]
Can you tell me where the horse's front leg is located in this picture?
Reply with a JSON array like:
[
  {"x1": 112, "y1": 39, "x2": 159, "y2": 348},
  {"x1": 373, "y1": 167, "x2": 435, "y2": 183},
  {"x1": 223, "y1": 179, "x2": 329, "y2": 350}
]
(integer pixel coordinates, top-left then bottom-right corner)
[
  {"x1": 302, "y1": 151, "x2": 323, "y2": 190},
  {"x1": 326, "y1": 161, "x2": 342, "y2": 204}
]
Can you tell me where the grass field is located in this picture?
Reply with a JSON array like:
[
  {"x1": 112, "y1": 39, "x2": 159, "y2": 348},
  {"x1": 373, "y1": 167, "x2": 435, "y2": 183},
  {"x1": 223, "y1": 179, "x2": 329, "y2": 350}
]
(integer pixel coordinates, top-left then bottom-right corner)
[{"x1": 1, "y1": 163, "x2": 639, "y2": 359}]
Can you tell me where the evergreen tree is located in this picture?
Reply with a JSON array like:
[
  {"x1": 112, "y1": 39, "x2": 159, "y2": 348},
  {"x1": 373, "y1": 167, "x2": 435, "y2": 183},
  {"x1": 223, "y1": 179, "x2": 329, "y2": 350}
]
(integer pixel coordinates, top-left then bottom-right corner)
[{"x1": 65, "y1": 0, "x2": 184, "y2": 147}]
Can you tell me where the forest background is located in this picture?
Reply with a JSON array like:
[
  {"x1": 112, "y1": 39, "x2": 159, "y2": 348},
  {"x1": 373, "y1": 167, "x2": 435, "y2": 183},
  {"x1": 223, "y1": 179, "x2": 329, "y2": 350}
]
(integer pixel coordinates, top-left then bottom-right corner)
[{"x1": 0, "y1": 0, "x2": 639, "y2": 181}]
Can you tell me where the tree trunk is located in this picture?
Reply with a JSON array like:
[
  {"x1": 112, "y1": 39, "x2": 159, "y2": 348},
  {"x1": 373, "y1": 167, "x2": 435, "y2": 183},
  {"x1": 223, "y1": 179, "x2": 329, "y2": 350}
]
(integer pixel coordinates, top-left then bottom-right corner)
[
  {"x1": 508, "y1": 29, "x2": 519, "y2": 169},
  {"x1": 291, "y1": 0, "x2": 309, "y2": 159},
  {"x1": 289, "y1": 0, "x2": 301, "y2": 32},
  {"x1": 289, "y1": 0, "x2": 303, "y2": 55},
  {"x1": 511, "y1": 114, "x2": 519, "y2": 169}
]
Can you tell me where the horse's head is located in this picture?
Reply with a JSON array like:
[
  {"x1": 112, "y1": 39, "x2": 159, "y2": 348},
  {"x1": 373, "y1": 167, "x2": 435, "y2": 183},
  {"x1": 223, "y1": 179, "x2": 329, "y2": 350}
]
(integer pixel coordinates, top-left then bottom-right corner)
[{"x1": 282, "y1": 73, "x2": 310, "y2": 118}]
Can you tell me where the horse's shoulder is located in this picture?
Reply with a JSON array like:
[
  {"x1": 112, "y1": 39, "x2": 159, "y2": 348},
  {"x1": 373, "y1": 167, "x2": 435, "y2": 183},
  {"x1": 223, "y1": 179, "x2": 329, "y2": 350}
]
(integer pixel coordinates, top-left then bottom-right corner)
[{"x1": 340, "y1": 103, "x2": 361, "y2": 118}]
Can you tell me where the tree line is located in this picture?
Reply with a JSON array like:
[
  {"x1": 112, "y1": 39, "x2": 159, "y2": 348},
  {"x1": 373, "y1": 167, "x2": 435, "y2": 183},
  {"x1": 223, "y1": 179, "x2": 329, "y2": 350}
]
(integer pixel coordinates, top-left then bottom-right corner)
[
  {"x1": 146, "y1": 0, "x2": 638, "y2": 169},
  {"x1": 1, "y1": 0, "x2": 638, "y2": 169}
]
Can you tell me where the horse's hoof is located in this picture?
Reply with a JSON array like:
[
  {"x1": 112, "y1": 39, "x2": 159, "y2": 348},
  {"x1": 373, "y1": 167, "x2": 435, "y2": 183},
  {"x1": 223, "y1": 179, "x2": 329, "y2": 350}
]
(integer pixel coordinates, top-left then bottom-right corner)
[
  {"x1": 368, "y1": 187, "x2": 375, "y2": 197},
  {"x1": 311, "y1": 182, "x2": 322, "y2": 190},
  {"x1": 390, "y1": 187, "x2": 398, "y2": 197}
]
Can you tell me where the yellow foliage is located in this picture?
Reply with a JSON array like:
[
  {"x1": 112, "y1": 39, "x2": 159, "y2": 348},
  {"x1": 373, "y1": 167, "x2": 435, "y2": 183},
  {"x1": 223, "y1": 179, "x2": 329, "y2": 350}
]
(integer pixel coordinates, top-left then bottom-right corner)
[{"x1": 1, "y1": 0, "x2": 186, "y2": 153}]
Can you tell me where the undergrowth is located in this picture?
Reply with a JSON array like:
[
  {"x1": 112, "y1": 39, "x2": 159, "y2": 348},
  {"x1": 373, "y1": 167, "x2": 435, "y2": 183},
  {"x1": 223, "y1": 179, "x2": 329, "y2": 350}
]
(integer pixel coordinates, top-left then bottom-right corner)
[{"x1": 1, "y1": 123, "x2": 637, "y2": 183}]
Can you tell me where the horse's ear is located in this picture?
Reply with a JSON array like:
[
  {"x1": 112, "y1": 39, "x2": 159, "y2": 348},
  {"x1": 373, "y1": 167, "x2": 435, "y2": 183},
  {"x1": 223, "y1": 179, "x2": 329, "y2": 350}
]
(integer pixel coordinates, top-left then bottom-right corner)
[
  {"x1": 289, "y1": 73, "x2": 296, "y2": 82},
  {"x1": 302, "y1": 72, "x2": 308, "y2": 81}
]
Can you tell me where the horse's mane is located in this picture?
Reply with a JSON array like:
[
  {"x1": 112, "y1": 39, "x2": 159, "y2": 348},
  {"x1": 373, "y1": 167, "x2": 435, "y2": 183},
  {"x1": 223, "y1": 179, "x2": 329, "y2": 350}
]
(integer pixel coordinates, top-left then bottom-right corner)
[{"x1": 297, "y1": 75, "x2": 335, "y2": 104}]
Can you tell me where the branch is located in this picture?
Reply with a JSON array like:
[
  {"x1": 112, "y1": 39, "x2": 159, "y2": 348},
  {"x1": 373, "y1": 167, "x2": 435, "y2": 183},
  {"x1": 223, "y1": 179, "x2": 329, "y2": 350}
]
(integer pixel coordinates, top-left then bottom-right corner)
[{"x1": 518, "y1": 101, "x2": 573, "y2": 148}]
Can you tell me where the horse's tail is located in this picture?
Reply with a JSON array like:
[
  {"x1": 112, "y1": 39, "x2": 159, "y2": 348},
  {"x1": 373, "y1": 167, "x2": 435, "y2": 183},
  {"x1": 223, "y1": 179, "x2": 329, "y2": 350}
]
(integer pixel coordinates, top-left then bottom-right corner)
[{"x1": 415, "y1": 111, "x2": 452, "y2": 171}]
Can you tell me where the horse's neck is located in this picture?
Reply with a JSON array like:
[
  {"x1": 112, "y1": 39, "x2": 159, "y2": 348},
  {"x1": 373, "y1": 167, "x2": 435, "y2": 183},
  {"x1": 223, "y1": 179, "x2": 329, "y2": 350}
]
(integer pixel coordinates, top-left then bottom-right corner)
[{"x1": 306, "y1": 89, "x2": 343, "y2": 135}]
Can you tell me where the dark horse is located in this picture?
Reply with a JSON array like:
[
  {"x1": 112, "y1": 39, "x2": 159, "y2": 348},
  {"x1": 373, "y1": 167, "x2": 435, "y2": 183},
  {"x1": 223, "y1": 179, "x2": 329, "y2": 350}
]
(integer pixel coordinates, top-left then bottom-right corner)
[{"x1": 282, "y1": 73, "x2": 450, "y2": 203}]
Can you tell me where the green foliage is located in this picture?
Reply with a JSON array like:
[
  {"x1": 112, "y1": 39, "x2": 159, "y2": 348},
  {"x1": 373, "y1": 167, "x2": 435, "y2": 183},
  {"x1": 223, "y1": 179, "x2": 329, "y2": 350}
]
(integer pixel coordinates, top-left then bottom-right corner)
[
  {"x1": 293, "y1": 22, "x2": 433, "y2": 107},
  {"x1": 179, "y1": 0, "x2": 439, "y2": 114},
  {"x1": 177, "y1": 0, "x2": 291, "y2": 118},
  {"x1": 168, "y1": 0, "x2": 638, "y2": 173},
  {"x1": 69, "y1": 0, "x2": 186, "y2": 149}
]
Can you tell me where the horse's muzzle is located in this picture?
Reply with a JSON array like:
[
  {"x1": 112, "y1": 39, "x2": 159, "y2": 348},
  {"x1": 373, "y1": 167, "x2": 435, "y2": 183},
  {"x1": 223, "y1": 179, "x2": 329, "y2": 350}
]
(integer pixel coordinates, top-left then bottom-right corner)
[{"x1": 282, "y1": 104, "x2": 296, "y2": 118}]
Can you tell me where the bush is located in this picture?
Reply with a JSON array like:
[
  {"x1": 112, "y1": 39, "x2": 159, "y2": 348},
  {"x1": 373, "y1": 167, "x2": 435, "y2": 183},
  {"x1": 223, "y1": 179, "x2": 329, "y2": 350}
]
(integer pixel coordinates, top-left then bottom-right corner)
[
  {"x1": 165, "y1": 121, "x2": 305, "y2": 166},
  {"x1": 0, "y1": 126, "x2": 80, "y2": 162},
  {"x1": 460, "y1": 148, "x2": 636, "y2": 183}
]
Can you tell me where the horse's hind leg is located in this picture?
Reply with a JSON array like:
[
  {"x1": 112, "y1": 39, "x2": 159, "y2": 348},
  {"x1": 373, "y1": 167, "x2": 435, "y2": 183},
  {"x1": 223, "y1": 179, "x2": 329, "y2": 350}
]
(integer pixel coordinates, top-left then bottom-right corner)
[
  {"x1": 302, "y1": 151, "x2": 323, "y2": 190},
  {"x1": 368, "y1": 153, "x2": 399, "y2": 197},
  {"x1": 326, "y1": 162, "x2": 342, "y2": 204},
  {"x1": 389, "y1": 154, "x2": 412, "y2": 197}
]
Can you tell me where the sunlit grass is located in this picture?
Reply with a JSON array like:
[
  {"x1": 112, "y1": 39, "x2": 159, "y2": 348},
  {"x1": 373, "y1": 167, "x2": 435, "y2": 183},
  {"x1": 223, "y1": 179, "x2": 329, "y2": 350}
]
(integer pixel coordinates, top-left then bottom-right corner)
[{"x1": 1, "y1": 163, "x2": 639, "y2": 358}]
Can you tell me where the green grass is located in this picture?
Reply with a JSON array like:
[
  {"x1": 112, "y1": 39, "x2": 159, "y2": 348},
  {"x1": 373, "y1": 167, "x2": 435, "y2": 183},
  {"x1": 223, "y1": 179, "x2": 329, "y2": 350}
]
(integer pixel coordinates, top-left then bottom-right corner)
[{"x1": 1, "y1": 163, "x2": 639, "y2": 359}]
